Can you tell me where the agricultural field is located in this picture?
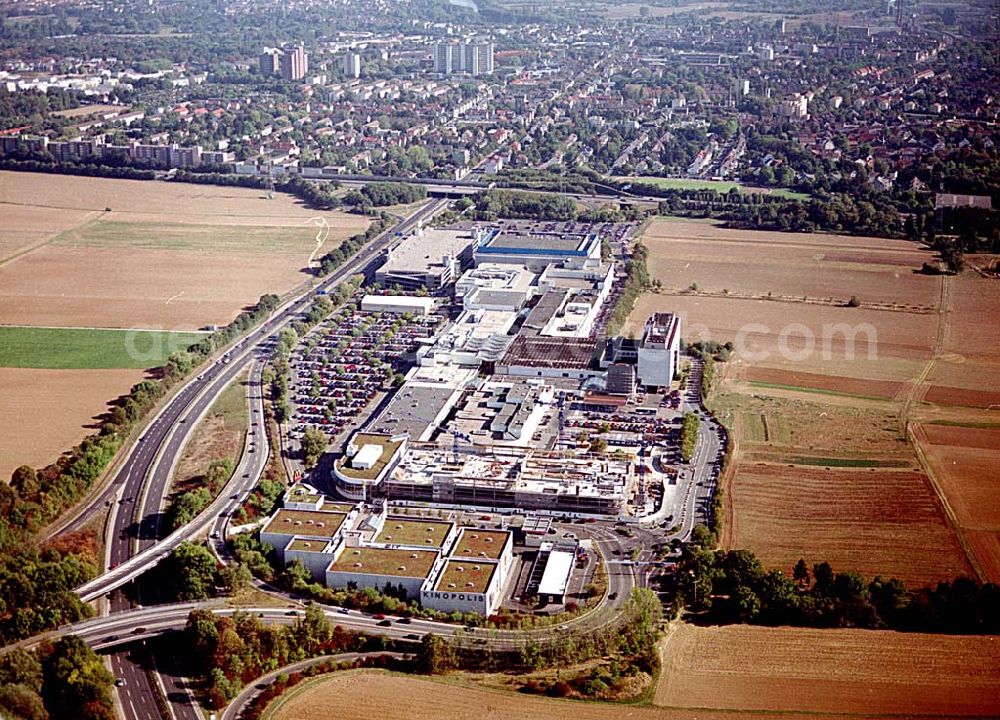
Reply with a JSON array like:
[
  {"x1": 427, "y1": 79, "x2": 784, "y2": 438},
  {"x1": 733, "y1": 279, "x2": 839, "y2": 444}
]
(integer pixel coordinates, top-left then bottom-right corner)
[
  {"x1": 709, "y1": 392, "x2": 912, "y2": 462},
  {"x1": 0, "y1": 170, "x2": 368, "y2": 480},
  {"x1": 0, "y1": 367, "x2": 145, "y2": 482},
  {"x1": 628, "y1": 217, "x2": 999, "y2": 587},
  {"x1": 656, "y1": 623, "x2": 1000, "y2": 716},
  {"x1": 269, "y1": 645, "x2": 1000, "y2": 720},
  {"x1": 726, "y1": 463, "x2": 972, "y2": 586},
  {"x1": 270, "y1": 670, "x2": 767, "y2": 720},
  {"x1": 0, "y1": 171, "x2": 370, "y2": 329},
  {"x1": 913, "y1": 423, "x2": 1000, "y2": 582},
  {"x1": 0, "y1": 326, "x2": 205, "y2": 369}
]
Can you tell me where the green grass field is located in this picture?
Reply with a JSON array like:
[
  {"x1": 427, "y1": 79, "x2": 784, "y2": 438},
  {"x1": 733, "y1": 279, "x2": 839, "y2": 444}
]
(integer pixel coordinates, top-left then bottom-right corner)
[
  {"x1": 747, "y1": 381, "x2": 887, "y2": 403},
  {"x1": 54, "y1": 220, "x2": 321, "y2": 253},
  {"x1": 0, "y1": 326, "x2": 207, "y2": 369},
  {"x1": 617, "y1": 176, "x2": 810, "y2": 201},
  {"x1": 784, "y1": 456, "x2": 912, "y2": 468}
]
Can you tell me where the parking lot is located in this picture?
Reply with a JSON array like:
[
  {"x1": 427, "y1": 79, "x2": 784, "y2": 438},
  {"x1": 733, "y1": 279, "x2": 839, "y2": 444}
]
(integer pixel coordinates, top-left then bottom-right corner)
[{"x1": 288, "y1": 302, "x2": 443, "y2": 445}]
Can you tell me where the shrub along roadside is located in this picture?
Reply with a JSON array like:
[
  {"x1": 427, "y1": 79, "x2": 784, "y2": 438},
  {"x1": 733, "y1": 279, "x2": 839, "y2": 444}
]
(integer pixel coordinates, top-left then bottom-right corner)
[
  {"x1": 680, "y1": 412, "x2": 699, "y2": 463},
  {"x1": 605, "y1": 242, "x2": 651, "y2": 337},
  {"x1": 672, "y1": 525, "x2": 1000, "y2": 634}
]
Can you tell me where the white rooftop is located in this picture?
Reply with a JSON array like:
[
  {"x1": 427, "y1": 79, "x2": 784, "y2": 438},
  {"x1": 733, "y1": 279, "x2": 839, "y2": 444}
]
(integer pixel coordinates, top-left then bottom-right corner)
[
  {"x1": 538, "y1": 550, "x2": 575, "y2": 596},
  {"x1": 361, "y1": 294, "x2": 436, "y2": 312},
  {"x1": 352, "y1": 443, "x2": 383, "y2": 470}
]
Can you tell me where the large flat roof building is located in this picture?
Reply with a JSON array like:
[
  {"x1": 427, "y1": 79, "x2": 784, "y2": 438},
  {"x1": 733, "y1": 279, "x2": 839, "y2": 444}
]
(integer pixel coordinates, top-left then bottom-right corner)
[
  {"x1": 475, "y1": 224, "x2": 602, "y2": 271},
  {"x1": 376, "y1": 227, "x2": 486, "y2": 291},
  {"x1": 497, "y1": 335, "x2": 600, "y2": 381},
  {"x1": 381, "y1": 443, "x2": 634, "y2": 516},
  {"x1": 327, "y1": 545, "x2": 440, "y2": 598},
  {"x1": 637, "y1": 312, "x2": 681, "y2": 390},
  {"x1": 261, "y1": 508, "x2": 351, "y2": 562}
]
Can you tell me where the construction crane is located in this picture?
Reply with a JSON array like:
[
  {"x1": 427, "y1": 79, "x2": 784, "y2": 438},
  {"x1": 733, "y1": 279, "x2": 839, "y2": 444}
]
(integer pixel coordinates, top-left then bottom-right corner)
[{"x1": 430, "y1": 421, "x2": 475, "y2": 464}]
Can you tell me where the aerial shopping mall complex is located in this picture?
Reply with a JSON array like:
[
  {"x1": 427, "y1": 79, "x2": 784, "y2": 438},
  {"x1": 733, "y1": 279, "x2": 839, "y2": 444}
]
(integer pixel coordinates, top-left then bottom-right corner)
[{"x1": 262, "y1": 217, "x2": 697, "y2": 614}]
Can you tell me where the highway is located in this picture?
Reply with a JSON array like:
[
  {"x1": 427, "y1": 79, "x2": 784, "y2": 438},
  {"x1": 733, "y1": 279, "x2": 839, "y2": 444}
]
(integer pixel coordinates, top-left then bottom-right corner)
[
  {"x1": 73, "y1": 198, "x2": 449, "y2": 602},
  {"x1": 63, "y1": 197, "x2": 447, "y2": 720}
]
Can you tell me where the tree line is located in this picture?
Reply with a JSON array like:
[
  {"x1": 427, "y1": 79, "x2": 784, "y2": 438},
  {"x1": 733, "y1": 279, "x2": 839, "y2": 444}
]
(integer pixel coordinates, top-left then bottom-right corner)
[
  {"x1": 674, "y1": 525, "x2": 1000, "y2": 634},
  {"x1": 182, "y1": 606, "x2": 389, "y2": 709},
  {"x1": 342, "y1": 182, "x2": 427, "y2": 210},
  {"x1": 604, "y1": 241, "x2": 651, "y2": 336},
  {"x1": 680, "y1": 412, "x2": 699, "y2": 463},
  {"x1": 0, "y1": 293, "x2": 279, "y2": 643},
  {"x1": 419, "y1": 587, "x2": 662, "y2": 677},
  {"x1": 656, "y1": 187, "x2": 904, "y2": 238}
]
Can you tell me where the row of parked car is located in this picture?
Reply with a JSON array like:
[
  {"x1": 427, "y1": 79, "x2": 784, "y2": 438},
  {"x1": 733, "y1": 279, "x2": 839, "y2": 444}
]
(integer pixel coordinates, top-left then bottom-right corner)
[{"x1": 287, "y1": 304, "x2": 442, "y2": 440}]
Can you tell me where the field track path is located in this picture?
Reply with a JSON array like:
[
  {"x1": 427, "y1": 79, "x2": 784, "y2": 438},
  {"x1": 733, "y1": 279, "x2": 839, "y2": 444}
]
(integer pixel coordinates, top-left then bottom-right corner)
[
  {"x1": 0, "y1": 206, "x2": 103, "y2": 267},
  {"x1": 901, "y1": 275, "x2": 948, "y2": 419},
  {"x1": 904, "y1": 276, "x2": 985, "y2": 581}
]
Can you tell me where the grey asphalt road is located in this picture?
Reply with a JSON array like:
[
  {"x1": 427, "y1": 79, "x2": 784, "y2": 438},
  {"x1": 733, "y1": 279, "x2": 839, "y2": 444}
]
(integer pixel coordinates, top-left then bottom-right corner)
[
  {"x1": 219, "y1": 652, "x2": 410, "y2": 720},
  {"x1": 77, "y1": 198, "x2": 449, "y2": 720}
]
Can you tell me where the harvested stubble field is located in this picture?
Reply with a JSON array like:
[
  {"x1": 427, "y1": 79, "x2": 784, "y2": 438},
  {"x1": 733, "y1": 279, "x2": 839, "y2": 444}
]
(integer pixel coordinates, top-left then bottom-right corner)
[
  {"x1": 709, "y1": 391, "x2": 911, "y2": 460},
  {"x1": 0, "y1": 171, "x2": 370, "y2": 329},
  {"x1": 270, "y1": 670, "x2": 809, "y2": 720},
  {"x1": 271, "y1": 643, "x2": 1000, "y2": 720},
  {"x1": 914, "y1": 423, "x2": 1000, "y2": 582},
  {"x1": 0, "y1": 367, "x2": 146, "y2": 481},
  {"x1": 640, "y1": 218, "x2": 940, "y2": 309},
  {"x1": 628, "y1": 293, "x2": 938, "y2": 368},
  {"x1": 630, "y1": 218, "x2": 998, "y2": 586},
  {"x1": 628, "y1": 218, "x2": 942, "y2": 385},
  {"x1": 726, "y1": 463, "x2": 972, "y2": 586},
  {"x1": 656, "y1": 623, "x2": 1000, "y2": 717}
]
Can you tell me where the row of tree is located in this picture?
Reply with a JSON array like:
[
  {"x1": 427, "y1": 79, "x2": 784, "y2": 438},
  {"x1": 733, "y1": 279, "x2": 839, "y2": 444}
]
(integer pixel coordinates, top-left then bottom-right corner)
[
  {"x1": 605, "y1": 241, "x2": 651, "y2": 336},
  {"x1": 655, "y1": 187, "x2": 904, "y2": 238},
  {"x1": 680, "y1": 412, "x2": 699, "y2": 463},
  {"x1": 675, "y1": 526, "x2": 1000, "y2": 634},
  {"x1": 343, "y1": 182, "x2": 427, "y2": 209},
  {"x1": 0, "y1": 157, "x2": 156, "y2": 181},
  {"x1": 183, "y1": 606, "x2": 379, "y2": 709},
  {"x1": 420, "y1": 588, "x2": 663, "y2": 676},
  {"x1": 316, "y1": 217, "x2": 391, "y2": 276}
]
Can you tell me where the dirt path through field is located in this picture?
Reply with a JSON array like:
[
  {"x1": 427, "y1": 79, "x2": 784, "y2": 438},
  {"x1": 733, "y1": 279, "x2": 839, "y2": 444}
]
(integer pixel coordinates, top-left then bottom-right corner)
[
  {"x1": 0, "y1": 204, "x2": 100, "y2": 266},
  {"x1": 904, "y1": 277, "x2": 986, "y2": 580}
]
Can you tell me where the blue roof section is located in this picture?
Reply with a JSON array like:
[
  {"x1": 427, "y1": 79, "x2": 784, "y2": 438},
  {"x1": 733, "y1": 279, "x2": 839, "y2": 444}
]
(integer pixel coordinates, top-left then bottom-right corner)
[{"x1": 477, "y1": 246, "x2": 587, "y2": 256}]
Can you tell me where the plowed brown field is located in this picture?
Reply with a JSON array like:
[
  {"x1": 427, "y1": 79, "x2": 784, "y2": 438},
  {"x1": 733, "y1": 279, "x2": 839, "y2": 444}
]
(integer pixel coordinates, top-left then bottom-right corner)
[
  {"x1": 745, "y1": 366, "x2": 904, "y2": 399},
  {"x1": 727, "y1": 463, "x2": 972, "y2": 585},
  {"x1": 656, "y1": 623, "x2": 1000, "y2": 716},
  {"x1": 0, "y1": 367, "x2": 146, "y2": 481},
  {"x1": 914, "y1": 423, "x2": 1000, "y2": 582}
]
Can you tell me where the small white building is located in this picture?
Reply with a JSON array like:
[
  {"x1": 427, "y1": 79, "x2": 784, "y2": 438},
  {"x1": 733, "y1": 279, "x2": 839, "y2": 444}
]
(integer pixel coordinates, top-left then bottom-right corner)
[
  {"x1": 360, "y1": 294, "x2": 436, "y2": 316},
  {"x1": 537, "y1": 546, "x2": 575, "y2": 604}
]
